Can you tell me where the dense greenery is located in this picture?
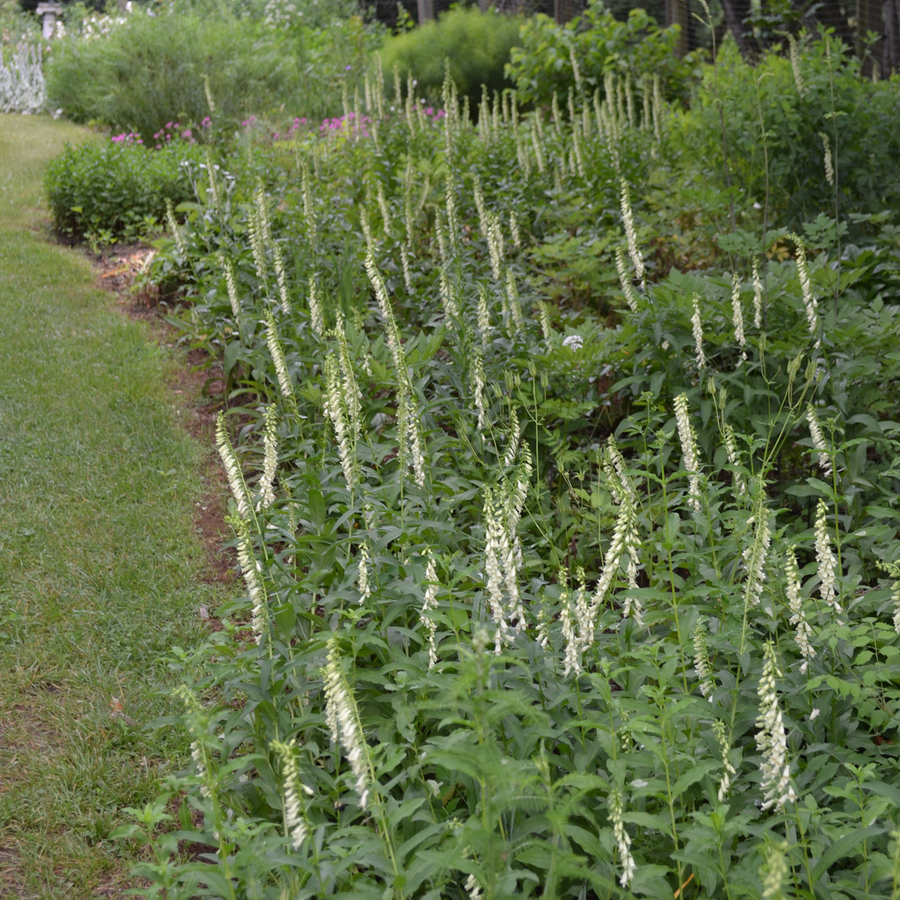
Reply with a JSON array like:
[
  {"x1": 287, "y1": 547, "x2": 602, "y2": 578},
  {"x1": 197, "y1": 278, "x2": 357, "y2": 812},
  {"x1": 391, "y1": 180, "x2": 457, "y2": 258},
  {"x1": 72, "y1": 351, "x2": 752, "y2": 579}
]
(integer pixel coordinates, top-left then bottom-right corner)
[
  {"x1": 84, "y1": 30, "x2": 900, "y2": 899},
  {"x1": 380, "y1": 7, "x2": 522, "y2": 109},
  {"x1": 45, "y1": 0, "x2": 379, "y2": 142},
  {"x1": 44, "y1": 134, "x2": 203, "y2": 243},
  {"x1": 506, "y1": 2, "x2": 697, "y2": 107}
]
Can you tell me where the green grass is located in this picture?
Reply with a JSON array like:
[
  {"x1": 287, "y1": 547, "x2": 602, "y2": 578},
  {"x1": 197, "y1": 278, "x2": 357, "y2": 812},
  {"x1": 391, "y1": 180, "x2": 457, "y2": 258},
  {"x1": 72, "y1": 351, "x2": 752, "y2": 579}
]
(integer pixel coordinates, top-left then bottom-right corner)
[{"x1": 0, "y1": 114, "x2": 223, "y2": 899}]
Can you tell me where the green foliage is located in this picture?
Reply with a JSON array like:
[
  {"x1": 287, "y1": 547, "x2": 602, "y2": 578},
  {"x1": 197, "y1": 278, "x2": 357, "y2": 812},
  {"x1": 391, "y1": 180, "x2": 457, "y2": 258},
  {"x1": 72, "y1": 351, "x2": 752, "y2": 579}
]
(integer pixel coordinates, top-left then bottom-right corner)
[
  {"x1": 44, "y1": 138, "x2": 203, "y2": 242},
  {"x1": 680, "y1": 33, "x2": 900, "y2": 231},
  {"x1": 380, "y1": 7, "x2": 521, "y2": 108},
  {"x1": 506, "y1": 0, "x2": 698, "y2": 108},
  {"x1": 108, "y1": 53, "x2": 900, "y2": 897},
  {"x1": 46, "y1": 4, "x2": 377, "y2": 142}
]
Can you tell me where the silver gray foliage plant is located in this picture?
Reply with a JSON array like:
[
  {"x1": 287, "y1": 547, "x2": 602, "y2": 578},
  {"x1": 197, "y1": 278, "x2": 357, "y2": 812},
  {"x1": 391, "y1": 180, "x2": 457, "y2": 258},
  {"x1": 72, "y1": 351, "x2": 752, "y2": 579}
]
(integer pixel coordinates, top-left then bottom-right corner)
[{"x1": 0, "y1": 41, "x2": 46, "y2": 114}]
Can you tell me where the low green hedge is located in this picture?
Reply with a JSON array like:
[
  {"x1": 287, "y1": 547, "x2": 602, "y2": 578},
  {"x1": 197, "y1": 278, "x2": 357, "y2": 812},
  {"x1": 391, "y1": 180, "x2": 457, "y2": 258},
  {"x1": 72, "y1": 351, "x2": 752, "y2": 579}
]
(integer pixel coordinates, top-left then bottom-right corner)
[{"x1": 45, "y1": 138, "x2": 203, "y2": 243}]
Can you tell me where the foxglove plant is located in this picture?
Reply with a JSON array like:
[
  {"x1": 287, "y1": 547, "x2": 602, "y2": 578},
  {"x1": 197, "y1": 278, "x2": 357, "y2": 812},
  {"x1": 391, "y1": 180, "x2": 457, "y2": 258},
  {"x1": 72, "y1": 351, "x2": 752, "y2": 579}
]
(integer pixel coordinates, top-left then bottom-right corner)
[
  {"x1": 674, "y1": 393, "x2": 702, "y2": 514},
  {"x1": 756, "y1": 642, "x2": 797, "y2": 811}
]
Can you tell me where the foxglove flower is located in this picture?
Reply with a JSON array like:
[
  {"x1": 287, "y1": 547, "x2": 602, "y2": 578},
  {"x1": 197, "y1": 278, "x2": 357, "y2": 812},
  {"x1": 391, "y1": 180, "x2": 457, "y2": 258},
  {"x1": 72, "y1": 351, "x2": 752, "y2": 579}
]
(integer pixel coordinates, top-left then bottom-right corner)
[
  {"x1": 752, "y1": 257, "x2": 763, "y2": 329},
  {"x1": 722, "y1": 422, "x2": 746, "y2": 498},
  {"x1": 693, "y1": 620, "x2": 714, "y2": 698},
  {"x1": 731, "y1": 273, "x2": 746, "y2": 363},
  {"x1": 815, "y1": 500, "x2": 842, "y2": 619},
  {"x1": 674, "y1": 393, "x2": 702, "y2": 514},
  {"x1": 756, "y1": 641, "x2": 797, "y2": 811},
  {"x1": 560, "y1": 575, "x2": 580, "y2": 676},
  {"x1": 420, "y1": 552, "x2": 440, "y2": 668},
  {"x1": 786, "y1": 547, "x2": 815, "y2": 671},
  {"x1": 615, "y1": 247, "x2": 640, "y2": 313},
  {"x1": 357, "y1": 544, "x2": 371, "y2": 605},
  {"x1": 806, "y1": 404, "x2": 833, "y2": 478},
  {"x1": 216, "y1": 413, "x2": 251, "y2": 521},
  {"x1": 609, "y1": 788, "x2": 636, "y2": 887},
  {"x1": 791, "y1": 235, "x2": 818, "y2": 338},
  {"x1": 256, "y1": 405, "x2": 278, "y2": 511},
  {"x1": 265, "y1": 312, "x2": 297, "y2": 412},
  {"x1": 307, "y1": 276, "x2": 325, "y2": 338},
  {"x1": 619, "y1": 179, "x2": 645, "y2": 289},
  {"x1": 691, "y1": 292, "x2": 705, "y2": 370},
  {"x1": 820, "y1": 133, "x2": 835, "y2": 187},
  {"x1": 742, "y1": 498, "x2": 772, "y2": 610},
  {"x1": 713, "y1": 719, "x2": 736, "y2": 801},
  {"x1": 323, "y1": 638, "x2": 370, "y2": 809},
  {"x1": 221, "y1": 256, "x2": 242, "y2": 324},
  {"x1": 271, "y1": 739, "x2": 313, "y2": 850},
  {"x1": 232, "y1": 515, "x2": 267, "y2": 642},
  {"x1": 323, "y1": 353, "x2": 356, "y2": 491}
]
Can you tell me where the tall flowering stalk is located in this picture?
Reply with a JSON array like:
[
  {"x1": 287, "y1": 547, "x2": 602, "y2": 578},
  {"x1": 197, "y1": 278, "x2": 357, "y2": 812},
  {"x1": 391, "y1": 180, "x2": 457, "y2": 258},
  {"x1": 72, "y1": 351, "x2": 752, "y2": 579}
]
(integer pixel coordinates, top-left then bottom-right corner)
[
  {"x1": 585, "y1": 465, "x2": 642, "y2": 639},
  {"x1": 619, "y1": 179, "x2": 645, "y2": 289},
  {"x1": 323, "y1": 353, "x2": 357, "y2": 492},
  {"x1": 166, "y1": 199, "x2": 188, "y2": 259},
  {"x1": 609, "y1": 788, "x2": 636, "y2": 887},
  {"x1": 357, "y1": 543, "x2": 371, "y2": 605},
  {"x1": 307, "y1": 276, "x2": 325, "y2": 338},
  {"x1": 742, "y1": 491, "x2": 772, "y2": 610},
  {"x1": 790, "y1": 235, "x2": 818, "y2": 339},
  {"x1": 216, "y1": 412, "x2": 252, "y2": 522},
  {"x1": 256, "y1": 405, "x2": 278, "y2": 511},
  {"x1": 815, "y1": 500, "x2": 842, "y2": 619},
  {"x1": 615, "y1": 246, "x2": 640, "y2": 313},
  {"x1": 221, "y1": 256, "x2": 242, "y2": 325},
  {"x1": 231, "y1": 515, "x2": 268, "y2": 643},
  {"x1": 713, "y1": 720, "x2": 736, "y2": 801},
  {"x1": 786, "y1": 547, "x2": 815, "y2": 671},
  {"x1": 483, "y1": 486, "x2": 511, "y2": 655},
  {"x1": 560, "y1": 573, "x2": 580, "y2": 676},
  {"x1": 756, "y1": 641, "x2": 797, "y2": 811},
  {"x1": 272, "y1": 244, "x2": 291, "y2": 315},
  {"x1": 820, "y1": 133, "x2": 835, "y2": 187},
  {"x1": 722, "y1": 422, "x2": 746, "y2": 498},
  {"x1": 806, "y1": 404, "x2": 833, "y2": 478},
  {"x1": 323, "y1": 637, "x2": 370, "y2": 809},
  {"x1": 674, "y1": 393, "x2": 702, "y2": 514},
  {"x1": 691, "y1": 292, "x2": 705, "y2": 370},
  {"x1": 271, "y1": 739, "x2": 313, "y2": 850},
  {"x1": 788, "y1": 34, "x2": 805, "y2": 96},
  {"x1": 752, "y1": 257, "x2": 764, "y2": 328},
  {"x1": 364, "y1": 251, "x2": 426, "y2": 487},
  {"x1": 731, "y1": 273, "x2": 747, "y2": 364},
  {"x1": 693, "y1": 619, "x2": 714, "y2": 698},
  {"x1": 420, "y1": 552, "x2": 440, "y2": 668},
  {"x1": 265, "y1": 312, "x2": 298, "y2": 415}
]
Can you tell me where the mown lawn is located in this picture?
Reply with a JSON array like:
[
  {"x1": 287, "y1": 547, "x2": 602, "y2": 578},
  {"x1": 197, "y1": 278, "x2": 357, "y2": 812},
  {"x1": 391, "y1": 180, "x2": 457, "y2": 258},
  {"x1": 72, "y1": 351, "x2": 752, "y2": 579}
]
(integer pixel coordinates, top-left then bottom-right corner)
[{"x1": 0, "y1": 114, "x2": 222, "y2": 899}]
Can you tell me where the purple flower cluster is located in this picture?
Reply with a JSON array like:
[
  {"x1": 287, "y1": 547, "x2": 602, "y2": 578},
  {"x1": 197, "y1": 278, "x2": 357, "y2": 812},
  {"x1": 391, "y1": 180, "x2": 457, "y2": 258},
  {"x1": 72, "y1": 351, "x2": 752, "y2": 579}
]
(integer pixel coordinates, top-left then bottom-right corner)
[
  {"x1": 111, "y1": 132, "x2": 143, "y2": 145},
  {"x1": 152, "y1": 122, "x2": 196, "y2": 150},
  {"x1": 319, "y1": 111, "x2": 373, "y2": 139},
  {"x1": 272, "y1": 117, "x2": 308, "y2": 142}
]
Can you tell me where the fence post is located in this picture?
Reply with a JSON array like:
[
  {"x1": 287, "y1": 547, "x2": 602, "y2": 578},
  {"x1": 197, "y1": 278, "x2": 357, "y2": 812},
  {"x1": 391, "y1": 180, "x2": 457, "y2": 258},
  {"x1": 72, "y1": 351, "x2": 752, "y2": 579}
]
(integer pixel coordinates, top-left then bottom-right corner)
[
  {"x1": 417, "y1": 0, "x2": 434, "y2": 22},
  {"x1": 666, "y1": 0, "x2": 691, "y2": 57}
]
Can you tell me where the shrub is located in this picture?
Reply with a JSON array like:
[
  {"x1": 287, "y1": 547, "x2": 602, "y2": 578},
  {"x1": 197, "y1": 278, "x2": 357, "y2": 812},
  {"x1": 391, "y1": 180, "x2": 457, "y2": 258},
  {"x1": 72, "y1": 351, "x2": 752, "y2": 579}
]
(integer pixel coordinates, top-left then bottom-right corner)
[
  {"x1": 506, "y1": 1, "x2": 698, "y2": 108},
  {"x1": 379, "y1": 7, "x2": 521, "y2": 109},
  {"x1": 46, "y1": 5, "x2": 377, "y2": 142},
  {"x1": 44, "y1": 137, "x2": 203, "y2": 242},
  {"x1": 680, "y1": 34, "x2": 900, "y2": 231}
]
